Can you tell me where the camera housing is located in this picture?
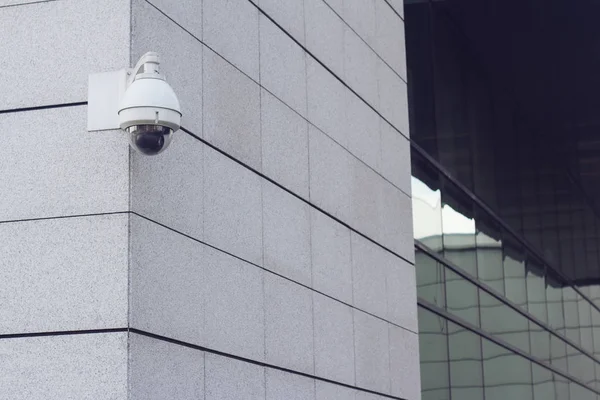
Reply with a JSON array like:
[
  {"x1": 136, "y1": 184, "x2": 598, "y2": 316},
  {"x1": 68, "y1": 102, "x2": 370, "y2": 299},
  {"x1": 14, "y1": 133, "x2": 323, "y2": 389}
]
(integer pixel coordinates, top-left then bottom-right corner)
[
  {"x1": 87, "y1": 52, "x2": 182, "y2": 156},
  {"x1": 118, "y1": 52, "x2": 181, "y2": 155}
]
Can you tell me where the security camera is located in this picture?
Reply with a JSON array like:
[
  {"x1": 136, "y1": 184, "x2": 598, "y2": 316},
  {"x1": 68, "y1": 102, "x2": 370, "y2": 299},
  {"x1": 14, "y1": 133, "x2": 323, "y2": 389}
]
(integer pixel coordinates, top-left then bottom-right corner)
[{"x1": 87, "y1": 52, "x2": 182, "y2": 156}]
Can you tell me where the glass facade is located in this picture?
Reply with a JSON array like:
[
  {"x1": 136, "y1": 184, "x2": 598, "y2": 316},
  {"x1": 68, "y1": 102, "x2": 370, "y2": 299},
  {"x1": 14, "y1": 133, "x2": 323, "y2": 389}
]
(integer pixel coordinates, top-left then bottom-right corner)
[{"x1": 405, "y1": 0, "x2": 600, "y2": 398}]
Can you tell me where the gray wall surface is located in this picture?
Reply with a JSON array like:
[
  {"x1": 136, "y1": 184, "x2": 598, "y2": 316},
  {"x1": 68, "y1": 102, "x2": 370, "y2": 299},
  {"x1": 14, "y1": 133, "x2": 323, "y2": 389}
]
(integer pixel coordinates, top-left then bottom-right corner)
[{"x1": 0, "y1": 0, "x2": 418, "y2": 399}]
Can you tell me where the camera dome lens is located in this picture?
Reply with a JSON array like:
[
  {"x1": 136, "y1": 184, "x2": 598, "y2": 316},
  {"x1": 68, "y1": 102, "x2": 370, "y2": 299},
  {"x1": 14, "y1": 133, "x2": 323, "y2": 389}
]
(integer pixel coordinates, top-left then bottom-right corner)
[{"x1": 127, "y1": 125, "x2": 173, "y2": 155}]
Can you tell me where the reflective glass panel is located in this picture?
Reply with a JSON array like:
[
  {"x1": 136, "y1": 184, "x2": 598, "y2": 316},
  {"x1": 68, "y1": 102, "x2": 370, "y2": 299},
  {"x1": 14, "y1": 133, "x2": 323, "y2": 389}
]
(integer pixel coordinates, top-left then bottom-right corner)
[
  {"x1": 418, "y1": 308, "x2": 450, "y2": 400},
  {"x1": 447, "y1": 321, "x2": 484, "y2": 399},
  {"x1": 416, "y1": 250, "x2": 446, "y2": 309},
  {"x1": 482, "y1": 339, "x2": 533, "y2": 400}
]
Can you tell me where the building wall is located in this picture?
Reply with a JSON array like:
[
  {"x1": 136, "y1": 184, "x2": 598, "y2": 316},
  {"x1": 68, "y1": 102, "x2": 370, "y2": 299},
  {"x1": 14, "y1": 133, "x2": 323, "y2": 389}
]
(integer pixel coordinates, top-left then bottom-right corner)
[{"x1": 0, "y1": 0, "x2": 417, "y2": 399}]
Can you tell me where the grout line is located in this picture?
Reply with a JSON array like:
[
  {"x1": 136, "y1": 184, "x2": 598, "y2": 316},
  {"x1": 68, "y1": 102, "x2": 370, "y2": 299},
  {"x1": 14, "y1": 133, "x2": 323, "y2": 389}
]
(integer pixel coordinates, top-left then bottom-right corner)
[
  {"x1": 0, "y1": 211, "x2": 130, "y2": 226},
  {"x1": 0, "y1": 328, "x2": 128, "y2": 340},
  {"x1": 143, "y1": 0, "x2": 412, "y2": 196},
  {"x1": 0, "y1": 326, "x2": 404, "y2": 398},
  {"x1": 321, "y1": 0, "x2": 407, "y2": 85},
  {"x1": 180, "y1": 125, "x2": 414, "y2": 266},
  {"x1": 130, "y1": 210, "x2": 417, "y2": 335},
  {"x1": 128, "y1": 328, "x2": 408, "y2": 400},
  {"x1": 383, "y1": 0, "x2": 404, "y2": 22},
  {"x1": 0, "y1": 101, "x2": 87, "y2": 115},
  {"x1": 244, "y1": 0, "x2": 410, "y2": 141},
  {"x1": 0, "y1": 0, "x2": 60, "y2": 10}
]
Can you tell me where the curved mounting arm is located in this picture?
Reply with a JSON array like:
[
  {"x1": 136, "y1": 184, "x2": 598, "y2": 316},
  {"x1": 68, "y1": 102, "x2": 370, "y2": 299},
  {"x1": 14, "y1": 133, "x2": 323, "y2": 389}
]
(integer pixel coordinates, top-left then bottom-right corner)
[{"x1": 128, "y1": 52, "x2": 161, "y2": 85}]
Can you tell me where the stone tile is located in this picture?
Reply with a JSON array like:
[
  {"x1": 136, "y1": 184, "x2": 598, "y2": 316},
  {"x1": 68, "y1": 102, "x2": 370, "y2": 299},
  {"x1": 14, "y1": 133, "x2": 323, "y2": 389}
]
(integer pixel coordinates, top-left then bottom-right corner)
[
  {"x1": 308, "y1": 125, "x2": 353, "y2": 220},
  {"x1": 203, "y1": 147, "x2": 263, "y2": 265},
  {"x1": 354, "y1": 311, "x2": 391, "y2": 394},
  {"x1": 0, "y1": 215, "x2": 127, "y2": 334},
  {"x1": 378, "y1": 181, "x2": 414, "y2": 262},
  {"x1": 205, "y1": 354, "x2": 265, "y2": 400},
  {"x1": 266, "y1": 369, "x2": 316, "y2": 400},
  {"x1": 0, "y1": 0, "x2": 43, "y2": 5},
  {"x1": 304, "y1": 0, "x2": 345, "y2": 75},
  {"x1": 0, "y1": 333, "x2": 127, "y2": 399},
  {"x1": 309, "y1": 125, "x2": 413, "y2": 260},
  {"x1": 343, "y1": 23, "x2": 379, "y2": 108},
  {"x1": 355, "y1": 391, "x2": 381, "y2": 400},
  {"x1": 260, "y1": 14, "x2": 307, "y2": 116},
  {"x1": 131, "y1": 130, "x2": 204, "y2": 241},
  {"x1": 345, "y1": 91, "x2": 381, "y2": 172},
  {"x1": 389, "y1": 326, "x2": 420, "y2": 399},
  {"x1": 377, "y1": 59, "x2": 409, "y2": 137},
  {"x1": 343, "y1": 0, "x2": 377, "y2": 45},
  {"x1": 132, "y1": 0, "x2": 203, "y2": 135},
  {"x1": 386, "y1": 257, "x2": 418, "y2": 332},
  {"x1": 261, "y1": 89, "x2": 309, "y2": 198},
  {"x1": 0, "y1": 0, "x2": 129, "y2": 109},
  {"x1": 260, "y1": 0, "x2": 305, "y2": 44},
  {"x1": 315, "y1": 381, "x2": 357, "y2": 400},
  {"x1": 149, "y1": 0, "x2": 203, "y2": 40},
  {"x1": 310, "y1": 209, "x2": 353, "y2": 305},
  {"x1": 380, "y1": 119, "x2": 411, "y2": 195},
  {"x1": 129, "y1": 334, "x2": 204, "y2": 400},
  {"x1": 263, "y1": 182, "x2": 312, "y2": 286},
  {"x1": 204, "y1": 247, "x2": 265, "y2": 361},
  {"x1": 351, "y1": 153, "x2": 386, "y2": 244},
  {"x1": 0, "y1": 106, "x2": 128, "y2": 221},
  {"x1": 129, "y1": 215, "x2": 204, "y2": 345},
  {"x1": 203, "y1": 0, "x2": 259, "y2": 80},
  {"x1": 203, "y1": 49, "x2": 262, "y2": 170},
  {"x1": 351, "y1": 233, "x2": 388, "y2": 319},
  {"x1": 374, "y1": 0, "x2": 406, "y2": 80},
  {"x1": 313, "y1": 293, "x2": 355, "y2": 385},
  {"x1": 265, "y1": 274, "x2": 314, "y2": 374},
  {"x1": 306, "y1": 58, "x2": 347, "y2": 147},
  {"x1": 388, "y1": 0, "x2": 404, "y2": 19}
]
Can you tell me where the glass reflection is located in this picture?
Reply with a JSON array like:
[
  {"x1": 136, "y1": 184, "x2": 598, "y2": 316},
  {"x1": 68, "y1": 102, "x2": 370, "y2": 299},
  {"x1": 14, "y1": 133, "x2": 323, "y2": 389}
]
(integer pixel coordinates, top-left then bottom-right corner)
[
  {"x1": 418, "y1": 308, "x2": 450, "y2": 400},
  {"x1": 447, "y1": 322, "x2": 484, "y2": 400},
  {"x1": 563, "y1": 287, "x2": 581, "y2": 346},
  {"x1": 441, "y1": 179, "x2": 477, "y2": 276},
  {"x1": 482, "y1": 339, "x2": 533, "y2": 400},
  {"x1": 445, "y1": 269, "x2": 479, "y2": 328},
  {"x1": 479, "y1": 290, "x2": 530, "y2": 354},
  {"x1": 416, "y1": 249, "x2": 446, "y2": 309},
  {"x1": 503, "y1": 238, "x2": 528, "y2": 310},
  {"x1": 532, "y1": 364, "x2": 555, "y2": 400},
  {"x1": 476, "y1": 210, "x2": 504, "y2": 296}
]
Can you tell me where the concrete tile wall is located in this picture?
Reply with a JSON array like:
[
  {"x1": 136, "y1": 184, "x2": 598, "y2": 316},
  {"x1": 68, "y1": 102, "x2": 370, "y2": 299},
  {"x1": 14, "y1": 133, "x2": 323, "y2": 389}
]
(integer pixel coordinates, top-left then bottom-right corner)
[
  {"x1": 259, "y1": 14, "x2": 308, "y2": 116},
  {"x1": 0, "y1": 0, "x2": 130, "y2": 110},
  {"x1": 263, "y1": 181, "x2": 312, "y2": 286},
  {"x1": 0, "y1": 0, "x2": 133, "y2": 397},
  {"x1": 0, "y1": 0, "x2": 417, "y2": 397},
  {"x1": 147, "y1": 0, "x2": 203, "y2": 39},
  {"x1": 130, "y1": 214, "x2": 418, "y2": 396},
  {"x1": 204, "y1": 0, "x2": 259, "y2": 81},
  {"x1": 204, "y1": 47, "x2": 262, "y2": 170},
  {"x1": 261, "y1": 89, "x2": 310, "y2": 197},
  {"x1": 259, "y1": 0, "x2": 306, "y2": 44},
  {"x1": 309, "y1": 125, "x2": 414, "y2": 260},
  {"x1": 205, "y1": 354, "x2": 265, "y2": 400},
  {"x1": 132, "y1": 0, "x2": 204, "y2": 135},
  {"x1": 0, "y1": 106, "x2": 129, "y2": 221},
  {"x1": 264, "y1": 275, "x2": 314, "y2": 374},
  {"x1": 1, "y1": 215, "x2": 128, "y2": 335},
  {"x1": 129, "y1": 334, "x2": 204, "y2": 400},
  {"x1": 0, "y1": 333, "x2": 128, "y2": 400}
]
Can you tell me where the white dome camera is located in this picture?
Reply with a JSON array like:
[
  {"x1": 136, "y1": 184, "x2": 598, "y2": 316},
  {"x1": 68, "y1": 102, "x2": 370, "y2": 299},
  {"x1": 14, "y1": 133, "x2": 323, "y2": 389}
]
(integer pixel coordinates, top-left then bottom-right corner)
[
  {"x1": 119, "y1": 52, "x2": 181, "y2": 155},
  {"x1": 87, "y1": 52, "x2": 182, "y2": 156}
]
